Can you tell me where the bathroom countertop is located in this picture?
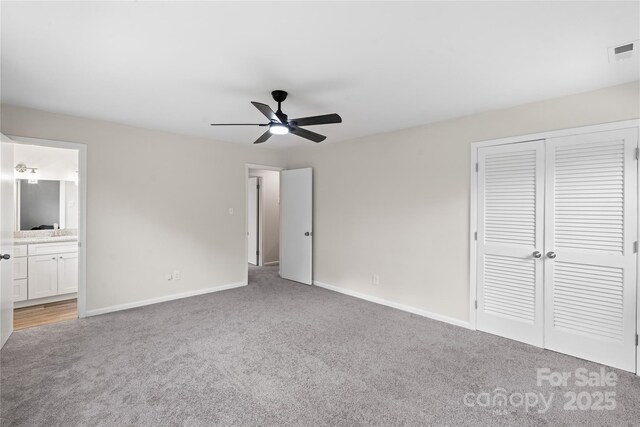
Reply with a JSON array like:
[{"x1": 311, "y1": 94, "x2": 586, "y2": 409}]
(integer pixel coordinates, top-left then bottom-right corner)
[{"x1": 14, "y1": 236, "x2": 78, "y2": 245}]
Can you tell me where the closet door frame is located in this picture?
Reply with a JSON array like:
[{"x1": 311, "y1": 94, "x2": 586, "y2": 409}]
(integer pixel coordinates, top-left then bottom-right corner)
[{"x1": 469, "y1": 119, "x2": 640, "y2": 375}]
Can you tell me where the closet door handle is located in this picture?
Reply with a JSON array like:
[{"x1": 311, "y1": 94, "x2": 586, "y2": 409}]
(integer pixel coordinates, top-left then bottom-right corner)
[
  {"x1": 0, "y1": 254, "x2": 10, "y2": 260},
  {"x1": 532, "y1": 251, "x2": 542, "y2": 259},
  {"x1": 546, "y1": 251, "x2": 556, "y2": 259}
]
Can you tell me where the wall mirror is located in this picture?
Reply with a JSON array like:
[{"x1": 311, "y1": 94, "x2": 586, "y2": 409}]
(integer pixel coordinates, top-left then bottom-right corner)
[{"x1": 16, "y1": 179, "x2": 79, "y2": 230}]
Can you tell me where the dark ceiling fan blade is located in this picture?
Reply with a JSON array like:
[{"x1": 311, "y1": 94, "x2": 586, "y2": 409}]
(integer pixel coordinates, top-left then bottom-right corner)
[
  {"x1": 290, "y1": 113, "x2": 342, "y2": 127},
  {"x1": 210, "y1": 123, "x2": 268, "y2": 126},
  {"x1": 290, "y1": 126, "x2": 326, "y2": 143},
  {"x1": 253, "y1": 130, "x2": 273, "y2": 144},
  {"x1": 251, "y1": 102, "x2": 281, "y2": 123}
]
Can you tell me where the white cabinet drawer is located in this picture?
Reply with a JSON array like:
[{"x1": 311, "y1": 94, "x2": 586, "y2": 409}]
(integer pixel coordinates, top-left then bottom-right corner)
[
  {"x1": 13, "y1": 279, "x2": 27, "y2": 302},
  {"x1": 13, "y1": 245, "x2": 27, "y2": 258},
  {"x1": 28, "y1": 242, "x2": 77, "y2": 256},
  {"x1": 13, "y1": 257, "x2": 27, "y2": 280}
]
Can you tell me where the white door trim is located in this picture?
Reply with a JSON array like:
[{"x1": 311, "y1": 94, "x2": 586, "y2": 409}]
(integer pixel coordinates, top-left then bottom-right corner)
[
  {"x1": 8, "y1": 135, "x2": 88, "y2": 318},
  {"x1": 244, "y1": 164, "x2": 283, "y2": 284},
  {"x1": 472, "y1": 120, "x2": 640, "y2": 149},
  {"x1": 256, "y1": 176, "x2": 263, "y2": 266},
  {"x1": 469, "y1": 119, "x2": 640, "y2": 375}
]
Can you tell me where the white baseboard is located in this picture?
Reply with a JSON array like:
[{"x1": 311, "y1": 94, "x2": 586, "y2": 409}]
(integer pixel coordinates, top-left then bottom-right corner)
[
  {"x1": 263, "y1": 261, "x2": 279, "y2": 266},
  {"x1": 85, "y1": 282, "x2": 246, "y2": 317},
  {"x1": 313, "y1": 280, "x2": 472, "y2": 330}
]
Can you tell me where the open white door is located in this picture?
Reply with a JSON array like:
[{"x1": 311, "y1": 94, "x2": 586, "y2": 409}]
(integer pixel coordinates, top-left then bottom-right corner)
[
  {"x1": 247, "y1": 177, "x2": 259, "y2": 265},
  {"x1": 280, "y1": 168, "x2": 312, "y2": 285},
  {"x1": 0, "y1": 134, "x2": 15, "y2": 348}
]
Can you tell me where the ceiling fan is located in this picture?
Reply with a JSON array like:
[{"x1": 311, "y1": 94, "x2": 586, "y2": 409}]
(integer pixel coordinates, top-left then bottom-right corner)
[{"x1": 210, "y1": 90, "x2": 342, "y2": 144}]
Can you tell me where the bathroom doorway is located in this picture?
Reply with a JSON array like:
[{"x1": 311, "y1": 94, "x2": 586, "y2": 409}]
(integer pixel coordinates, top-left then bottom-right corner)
[{"x1": 8, "y1": 136, "x2": 86, "y2": 331}]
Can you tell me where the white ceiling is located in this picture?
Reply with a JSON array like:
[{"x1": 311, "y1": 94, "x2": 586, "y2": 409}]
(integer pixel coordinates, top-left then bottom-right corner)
[{"x1": 1, "y1": 2, "x2": 639, "y2": 149}]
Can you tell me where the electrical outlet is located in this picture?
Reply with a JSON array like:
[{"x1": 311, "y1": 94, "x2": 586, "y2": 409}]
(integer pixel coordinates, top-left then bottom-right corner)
[
  {"x1": 173, "y1": 270, "x2": 181, "y2": 281},
  {"x1": 372, "y1": 274, "x2": 380, "y2": 285},
  {"x1": 228, "y1": 208, "x2": 234, "y2": 215}
]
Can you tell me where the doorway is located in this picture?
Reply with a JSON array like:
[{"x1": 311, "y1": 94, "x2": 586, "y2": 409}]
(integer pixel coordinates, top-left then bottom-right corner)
[
  {"x1": 245, "y1": 164, "x2": 282, "y2": 288},
  {"x1": 1, "y1": 135, "x2": 87, "y2": 342},
  {"x1": 247, "y1": 167, "x2": 281, "y2": 268},
  {"x1": 244, "y1": 164, "x2": 314, "y2": 287}
]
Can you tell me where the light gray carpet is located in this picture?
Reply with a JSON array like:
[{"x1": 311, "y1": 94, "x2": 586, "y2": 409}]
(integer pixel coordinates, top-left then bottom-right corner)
[{"x1": 1, "y1": 265, "x2": 639, "y2": 426}]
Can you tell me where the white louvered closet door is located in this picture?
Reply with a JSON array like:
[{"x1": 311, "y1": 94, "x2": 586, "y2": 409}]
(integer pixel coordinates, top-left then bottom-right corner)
[
  {"x1": 544, "y1": 129, "x2": 638, "y2": 372},
  {"x1": 477, "y1": 140, "x2": 545, "y2": 347}
]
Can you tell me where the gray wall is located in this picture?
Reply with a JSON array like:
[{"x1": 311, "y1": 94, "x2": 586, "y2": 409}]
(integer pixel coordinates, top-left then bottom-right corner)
[
  {"x1": 284, "y1": 81, "x2": 640, "y2": 323},
  {"x1": 1, "y1": 103, "x2": 284, "y2": 313},
  {"x1": 19, "y1": 179, "x2": 60, "y2": 230},
  {"x1": 2, "y1": 82, "x2": 636, "y2": 317}
]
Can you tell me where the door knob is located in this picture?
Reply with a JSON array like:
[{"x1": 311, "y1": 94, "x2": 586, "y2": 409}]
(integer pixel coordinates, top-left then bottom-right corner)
[
  {"x1": 304, "y1": 232, "x2": 312, "y2": 236},
  {"x1": 0, "y1": 254, "x2": 10, "y2": 260},
  {"x1": 547, "y1": 251, "x2": 556, "y2": 259},
  {"x1": 532, "y1": 251, "x2": 542, "y2": 259}
]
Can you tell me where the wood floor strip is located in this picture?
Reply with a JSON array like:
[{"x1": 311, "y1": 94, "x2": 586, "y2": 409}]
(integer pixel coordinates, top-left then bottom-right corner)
[{"x1": 14, "y1": 299, "x2": 78, "y2": 330}]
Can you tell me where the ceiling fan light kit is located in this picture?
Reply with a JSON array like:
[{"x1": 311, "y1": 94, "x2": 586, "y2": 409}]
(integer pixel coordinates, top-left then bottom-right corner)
[
  {"x1": 210, "y1": 90, "x2": 342, "y2": 144},
  {"x1": 269, "y1": 123, "x2": 289, "y2": 135}
]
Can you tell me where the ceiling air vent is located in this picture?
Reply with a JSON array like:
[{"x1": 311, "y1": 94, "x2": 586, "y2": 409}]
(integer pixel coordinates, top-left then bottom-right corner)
[
  {"x1": 614, "y1": 43, "x2": 634, "y2": 55},
  {"x1": 608, "y1": 40, "x2": 638, "y2": 62}
]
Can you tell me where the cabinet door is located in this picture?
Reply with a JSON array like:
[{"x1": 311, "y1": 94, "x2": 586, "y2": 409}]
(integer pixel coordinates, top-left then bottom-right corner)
[
  {"x1": 28, "y1": 254, "x2": 58, "y2": 299},
  {"x1": 57, "y1": 252, "x2": 78, "y2": 294}
]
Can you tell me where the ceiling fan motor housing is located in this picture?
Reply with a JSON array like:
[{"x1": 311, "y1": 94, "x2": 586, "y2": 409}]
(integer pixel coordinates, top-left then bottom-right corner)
[{"x1": 271, "y1": 90, "x2": 288, "y2": 103}]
